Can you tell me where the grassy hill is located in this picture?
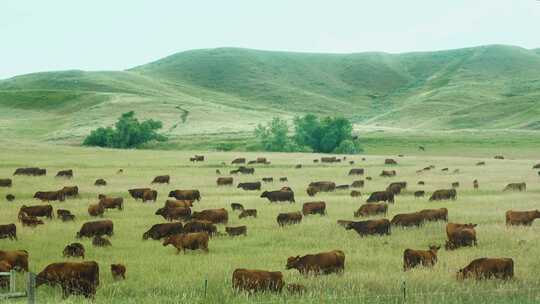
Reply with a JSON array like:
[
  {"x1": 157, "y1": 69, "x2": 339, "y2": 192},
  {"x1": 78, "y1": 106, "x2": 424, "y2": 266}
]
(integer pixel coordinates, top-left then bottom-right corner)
[{"x1": 1, "y1": 44, "x2": 539, "y2": 149}]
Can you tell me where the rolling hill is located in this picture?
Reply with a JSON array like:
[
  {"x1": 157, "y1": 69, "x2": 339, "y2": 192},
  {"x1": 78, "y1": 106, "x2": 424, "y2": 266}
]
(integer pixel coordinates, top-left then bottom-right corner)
[{"x1": 1, "y1": 44, "x2": 540, "y2": 146}]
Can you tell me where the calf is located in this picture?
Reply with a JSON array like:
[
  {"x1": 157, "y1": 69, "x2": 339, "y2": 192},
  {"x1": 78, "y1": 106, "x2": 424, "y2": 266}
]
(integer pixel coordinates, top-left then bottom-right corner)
[
  {"x1": 350, "y1": 190, "x2": 362, "y2": 197},
  {"x1": 0, "y1": 224, "x2": 17, "y2": 240},
  {"x1": 6, "y1": 194, "x2": 15, "y2": 202},
  {"x1": 155, "y1": 207, "x2": 191, "y2": 221},
  {"x1": 237, "y1": 182, "x2": 261, "y2": 191},
  {"x1": 232, "y1": 269, "x2": 284, "y2": 293},
  {"x1": 94, "y1": 179, "x2": 107, "y2": 186},
  {"x1": 63, "y1": 243, "x2": 85, "y2": 259},
  {"x1": 20, "y1": 214, "x2": 44, "y2": 227},
  {"x1": 414, "y1": 191, "x2": 425, "y2": 198},
  {"x1": 111, "y1": 264, "x2": 126, "y2": 280},
  {"x1": 231, "y1": 203, "x2": 244, "y2": 211},
  {"x1": 92, "y1": 236, "x2": 112, "y2": 247},
  {"x1": 225, "y1": 226, "x2": 247, "y2": 237},
  {"x1": 403, "y1": 245, "x2": 440, "y2": 271},
  {"x1": 163, "y1": 232, "x2": 209, "y2": 253},
  {"x1": 239, "y1": 209, "x2": 257, "y2": 219},
  {"x1": 152, "y1": 175, "x2": 170, "y2": 184},
  {"x1": 286, "y1": 250, "x2": 345, "y2": 275}
]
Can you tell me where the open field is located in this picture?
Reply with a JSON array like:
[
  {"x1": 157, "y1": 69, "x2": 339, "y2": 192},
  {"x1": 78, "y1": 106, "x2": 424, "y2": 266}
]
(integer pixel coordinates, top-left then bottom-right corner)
[{"x1": 1, "y1": 143, "x2": 540, "y2": 303}]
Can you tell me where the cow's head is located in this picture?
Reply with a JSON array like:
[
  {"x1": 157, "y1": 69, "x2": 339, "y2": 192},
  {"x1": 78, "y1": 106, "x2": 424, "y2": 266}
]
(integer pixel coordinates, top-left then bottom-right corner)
[
  {"x1": 260, "y1": 191, "x2": 268, "y2": 198},
  {"x1": 286, "y1": 256, "x2": 301, "y2": 269},
  {"x1": 429, "y1": 245, "x2": 441, "y2": 253}
]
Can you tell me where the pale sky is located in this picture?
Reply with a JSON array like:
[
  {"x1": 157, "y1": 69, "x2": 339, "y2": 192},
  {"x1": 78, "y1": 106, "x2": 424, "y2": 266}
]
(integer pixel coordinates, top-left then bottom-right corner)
[{"x1": 1, "y1": 0, "x2": 539, "y2": 79}]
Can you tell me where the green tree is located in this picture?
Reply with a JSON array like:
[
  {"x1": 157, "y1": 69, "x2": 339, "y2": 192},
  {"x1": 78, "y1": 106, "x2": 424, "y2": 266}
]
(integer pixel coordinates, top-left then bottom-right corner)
[
  {"x1": 293, "y1": 114, "x2": 355, "y2": 153},
  {"x1": 255, "y1": 117, "x2": 291, "y2": 152}
]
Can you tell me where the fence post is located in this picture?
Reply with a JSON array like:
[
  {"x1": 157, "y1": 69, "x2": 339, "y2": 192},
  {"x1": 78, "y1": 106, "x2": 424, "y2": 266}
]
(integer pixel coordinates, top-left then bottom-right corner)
[
  {"x1": 401, "y1": 279, "x2": 406, "y2": 304},
  {"x1": 9, "y1": 269, "x2": 16, "y2": 294},
  {"x1": 27, "y1": 272, "x2": 35, "y2": 304},
  {"x1": 203, "y1": 276, "x2": 208, "y2": 300}
]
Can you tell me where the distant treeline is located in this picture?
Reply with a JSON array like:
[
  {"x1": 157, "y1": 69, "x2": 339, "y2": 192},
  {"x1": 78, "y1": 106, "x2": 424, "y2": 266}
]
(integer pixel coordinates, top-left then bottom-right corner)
[{"x1": 255, "y1": 114, "x2": 361, "y2": 154}]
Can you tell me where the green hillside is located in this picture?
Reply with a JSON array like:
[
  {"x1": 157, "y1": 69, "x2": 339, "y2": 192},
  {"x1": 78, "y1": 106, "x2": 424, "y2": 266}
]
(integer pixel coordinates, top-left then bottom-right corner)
[{"x1": 1, "y1": 44, "x2": 539, "y2": 146}]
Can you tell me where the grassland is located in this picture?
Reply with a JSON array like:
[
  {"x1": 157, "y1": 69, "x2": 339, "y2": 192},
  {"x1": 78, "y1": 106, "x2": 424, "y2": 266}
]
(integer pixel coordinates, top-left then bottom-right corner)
[{"x1": 1, "y1": 142, "x2": 540, "y2": 303}]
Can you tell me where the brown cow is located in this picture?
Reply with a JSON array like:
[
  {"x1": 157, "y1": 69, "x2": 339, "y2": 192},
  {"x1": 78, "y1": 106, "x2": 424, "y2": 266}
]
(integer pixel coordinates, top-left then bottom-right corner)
[
  {"x1": 302, "y1": 202, "x2": 326, "y2": 216},
  {"x1": 92, "y1": 236, "x2": 112, "y2": 247},
  {"x1": 279, "y1": 177, "x2": 288, "y2": 182},
  {"x1": 192, "y1": 208, "x2": 228, "y2": 224},
  {"x1": 391, "y1": 212, "x2": 424, "y2": 227},
  {"x1": 111, "y1": 264, "x2": 126, "y2": 280},
  {"x1": 429, "y1": 189, "x2": 457, "y2": 201},
  {"x1": 419, "y1": 208, "x2": 448, "y2": 222},
  {"x1": 36, "y1": 261, "x2": 99, "y2": 298},
  {"x1": 231, "y1": 203, "x2": 244, "y2": 211},
  {"x1": 63, "y1": 243, "x2": 85, "y2": 259},
  {"x1": 56, "y1": 169, "x2": 73, "y2": 178},
  {"x1": 230, "y1": 167, "x2": 255, "y2": 175},
  {"x1": 217, "y1": 177, "x2": 233, "y2": 186},
  {"x1": 262, "y1": 177, "x2": 274, "y2": 183},
  {"x1": 473, "y1": 179, "x2": 479, "y2": 190},
  {"x1": 277, "y1": 212, "x2": 302, "y2": 226},
  {"x1": 225, "y1": 226, "x2": 247, "y2": 237},
  {"x1": 505, "y1": 210, "x2": 540, "y2": 226},
  {"x1": 403, "y1": 245, "x2": 440, "y2": 271},
  {"x1": 366, "y1": 191, "x2": 394, "y2": 203},
  {"x1": 237, "y1": 182, "x2": 261, "y2": 191},
  {"x1": 13, "y1": 167, "x2": 46, "y2": 176},
  {"x1": 414, "y1": 191, "x2": 425, "y2": 198},
  {"x1": 57, "y1": 209, "x2": 75, "y2": 221},
  {"x1": 286, "y1": 250, "x2": 345, "y2": 275},
  {"x1": 354, "y1": 203, "x2": 387, "y2": 217},
  {"x1": 142, "y1": 190, "x2": 158, "y2": 203},
  {"x1": 350, "y1": 190, "x2": 362, "y2": 197},
  {"x1": 165, "y1": 200, "x2": 193, "y2": 208},
  {"x1": 418, "y1": 181, "x2": 425, "y2": 185},
  {"x1": 232, "y1": 269, "x2": 284, "y2": 293},
  {"x1": 380, "y1": 170, "x2": 396, "y2": 177},
  {"x1": 61, "y1": 186, "x2": 79, "y2": 198},
  {"x1": 128, "y1": 188, "x2": 151, "y2": 200},
  {"x1": 306, "y1": 186, "x2": 318, "y2": 197},
  {"x1": 231, "y1": 158, "x2": 246, "y2": 164},
  {"x1": 239, "y1": 209, "x2": 257, "y2": 219},
  {"x1": 445, "y1": 223, "x2": 477, "y2": 250},
  {"x1": 163, "y1": 232, "x2": 209, "y2": 253},
  {"x1": 351, "y1": 180, "x2": 364, "y2": 188},
  {"x1": 152, "y1": 175, "x2": 170, "y2": 184},
  {"x1": 168, "y1": 189, "x2": 201, "y2": 201},
  {"x1": 309, "y1": 181, "x2": 336, "y2": 192},
  {"x1": 0, "y1": 224, "x2": 17, "y2": 240},
  {"x1": 346, "y1": 219, "x2": 391, "y2": 236},
  {"x1": 348, "y1": 168, "x2": 364, "y2": 176},
  {"x1": 99, "y1": 196, "x2": 123, "y2": 210},
  {"x1": 20, "y1": 214, "x2": 44, "y2": 227},
  {"x1": 94, "y1": 179, "x2": 107, "y2": 186},
  {"x1": 503, "y1": 183, "x2": 526, "y2": 192},
  {"x1": 19, "y1": 205, "x2": 53, "y2": 219},
  {"x1": 476, "y1": 161, "x2": 486, "y2": 166},
  {"x1": 88, "y1": 203, "x2": 104, "y2": 217},
  {"x1": 33, "y1": 190, "x2": 65, "y2": 202},
  {"x1": 6, "y1": 194, "x2": 15, "y2": 202},
  {"x1": 457, "y1": 258, "x2": 514, "y2": 280},
  {"x1": 494, "y1": 155, "x2": 505, "y2": 160},
  {"x1": 142, "y1": 222, "x2": 183, "y2": 240},
  {"x1": 183, "y1": 220, "x2": 217, "y2": 236},
  {"x1": 385, "y1": 159, "x2": 398, "y2": 165},
  {"x1": 155, "y1": 207, "x2": 191, "y2": 221},
  {"x1": 77, "y1": 220, "x2": 114, "y2": 238},
  {"x1": 321, "y1": 156, "x2": 338, "y2": 163},
  {"x1": 452, "y1": 182, "x2": 460, "y2": 189},
  {"x1": 0, "y1": 178, "x2": 12, "y2": 187},
  {"x1": 0, "y1": 250, "x2": 29, "y2": 271},
  {"x1": 261, "y1": 190, "x2": 295, "y2": 203}
]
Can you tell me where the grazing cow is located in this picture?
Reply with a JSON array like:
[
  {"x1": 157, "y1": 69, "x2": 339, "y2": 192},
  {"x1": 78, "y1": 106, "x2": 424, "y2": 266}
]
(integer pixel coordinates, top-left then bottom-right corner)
[
  {"x1": 445, "y1": 223, "x2": 477, "y2": 250},
  {"x1": 231, "y1": 203, "x2": 244, "y2": 211},
  {"x1": 117, "y1": 169, "x2": 123, "y2": 174},
  {"x1": 295, "y1": 164, "x2": 302, "y2": 169},
  {"x1": 494, "y1": 155, "x2": 505, "y2": 160},
  {"x1": 321, "y1": 157, "x2": 338, "y2": 163},
  {"x1": 365, "y1": 176, "x2": 372, "y2": 181},
  {"x1": 346, "y1": 219, "x2": 391, "y2": 236},
  {"x1": 354, "y1": 203, "x2": 387, "y2": 217},
  {"x1": 57, "y1": 209, "x2": 75, "y2": 221},
  {"x1": 155, "y1": 207, "x2": 191, "y2": 221},
  {"x1": 77, "y1": 220, "x2": 114, "y2": 238},
  {"x1": 306, "y1": 186, "x2": 318, "y2": 197},
  {"x1": 61, "y1": 186, "x2": 79, "y2": 198},
  {"x1": 337, "y1": 220, "x2": 353, "y2": 228},
  {"x1": 367, "y1": 191, "x2": 394, "y2": 203},
  {"x1": 429, "y1": 189, "x2": 457, "y2": 201},
  {"x1": 239, "y1": 209, "x2": 257, "y2": 219},
  {"x1": 313, "y1": 159, "x2": 319, "y2": 163},
  {"x1": 277, "y1": 212, "x2": 303, "y2": 226},
  {"x1": 503, "y1": 183, "x2": 526, "y2": 192},
  {"x1": 94, "y1": 179, "x2": 107, "y2": 186},
  {"x1": 419, "y1": 146, "x2": 425, "y2": 151},
  {"x1": 225, "y1": 226, "x2": 247, "y2": 237},
  {"x1": 88, "y1": 203, "x2": 104, "y2": 217},
  {"x1": 230, "y1": 167, "x2": 255, "y2": 175},
  {"x1": 286, "y1": 250, "x2": 345, "y2": 275},
  {"x1": 36, "y1": 261, "x2": 99, "y2": 299},
  {"x1": 419, "y1": 208, "x2": 448, "y2": 222},
  {"x1": 505, "y1": 210, "x2": 540, "y2": 226},
  {"x1": 350, "y1": 190, "x2": 362, "y2": 197},
  {"x1": 237, "y1": 182, "x2": 261, "y2": 191},
  {"x1": 142, "y1": 190, "x2": 158, "y2": 203},
  {"x1": 302, "y1": 202, "x2": 326, "y2": 216},
  {"x1": 19, "y1": 205, "x2": 53, "y2": 219},
  {"x1": 183, "y1": 220, "x2": 217, "y2": 236},
  {"x1": 476, "y1": 161, "x2": 486, "y2": 166},
  {"x1": 414, "y1": 191, "x2": 425, "y2": 198},
  {"x1": 457, "y1": 258, "x2": 514, "y2": 280},
  {"x1": 418, "y1": 181, "x2": 425, "y2": 185},
  {"x1": 168, "y1": 189, "x2": 201, "y2": 201},
  {"x1": 261, "y1": 190, "x2": 295, "y2": 203},
  {"x1": 152, "y1": 175, "x2": 170, "y2": 184},
  {"x1": 336, "y1": 184, "x2": 350, "y2": 190},
  {"x1": 128, "y1": 188, "x2": 151, "y2": 200},
  {"x1": 232, "y1": 269, "x2": 284, "y2": 293},
  {"x1": 387, "y1": 182, "x2": 407, "y2": 195},
  {"x1": 231, "y1": 158, "x2": 246, "y2": 164},
  {"x1": 349, "y1": 160, "x2": 355, "y2": 165},
  {"x1": 111, "y1": 264, "x2": 126, "y2": 280},
  {"x1": 473, "y1": 179, "x2": 479, "y2": 190},
  {"x1": 403, "y1": 245, "x2": 440, "y2": 271},
  {"x1": 452, "y1": 182, "x2": 460, "y2": 188},
  {"x1": 441, "y1": 168, "x2": 449, "y2": 172},
  {"x1": 385, "y1": 159, "x2": 397, "y2": 165},
  {"x1": 380, "y1": 170, "x2": 396, "y2": 177},
  {"x1": 0, "y1": 178, "x2": 12, "y2": 187},
  {"x1": 0, "y1": 224, "x2": 17, "y2": 240},
  {"x1": 348, "y1": 168, "x2": 364, "y2": 176},
  {"x1": 99, "y1": 196, "x2": 123, "y2": 210},
  {"x1": 20, "y1": 214, "x2": 44, "y2": 227},
  {"x1": 279, "y1": 177, "x2": 288, "y2": 182},
  {"x1": 391, "y1": 212, "x2": 424, "y2": 227},
  {"x1": 142, "y1": 222, "x2": 183, "y2": 240},
  {"x1": 351, "y1": 180, "x2": 364, "y2": 188},
  {"x1": 63, "y1": 243, "x2": 85, "y2": 259},
  {"x1": 0, "y1": 250, "x2": 29, "y2": 271},
  {"x1": 6, "y1": 194, "x2": 15, "y2": 202},
  {"x1": 56, "y1": 169, "x2": 73, "y2": 178},
  {"x1": 165, "y1": 200, "x2": 193, "y2": 208},
  {"x1": 192, "y1": 208, "x2": 228, "y2": 224},
  {"x1": 217, "y1": 177, "x2": 233, "y2": 186},
  {"x1": 163, "y1": 232, "x2": 209, "y2": 253},
  {"x1": 33, "y1": 190, "x2": 65, "y2": 202},
  {"x1": 309, "y1": 181, "x2": 336, "y2": 192},
  {"x1": 262, "y1": 177, "x2": 274, "y2": 183},
  {"x1": 256, "y1": 157, "x2": 268, "y2": 164},
  {"x1": 216, "y1": 169, "x2": 221, "y2": 175},
  {"x1": 13, "y1": 167, "x2": 46, "y2": 176},
  {"x1": 92, "y1": 236, "x2": 111, "y2": 247}
]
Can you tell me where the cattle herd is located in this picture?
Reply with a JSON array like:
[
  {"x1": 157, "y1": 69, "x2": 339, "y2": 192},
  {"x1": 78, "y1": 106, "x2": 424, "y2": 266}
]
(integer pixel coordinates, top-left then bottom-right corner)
[{"x1": 0, "y1": 155, "x2": 539, "y2": 300}]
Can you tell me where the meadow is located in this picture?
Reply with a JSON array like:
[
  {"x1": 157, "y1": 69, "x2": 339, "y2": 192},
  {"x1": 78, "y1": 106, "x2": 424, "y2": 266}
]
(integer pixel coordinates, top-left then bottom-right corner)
[{"x1": 1, "y1": 142, "x2": 540, "y2": 304}]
